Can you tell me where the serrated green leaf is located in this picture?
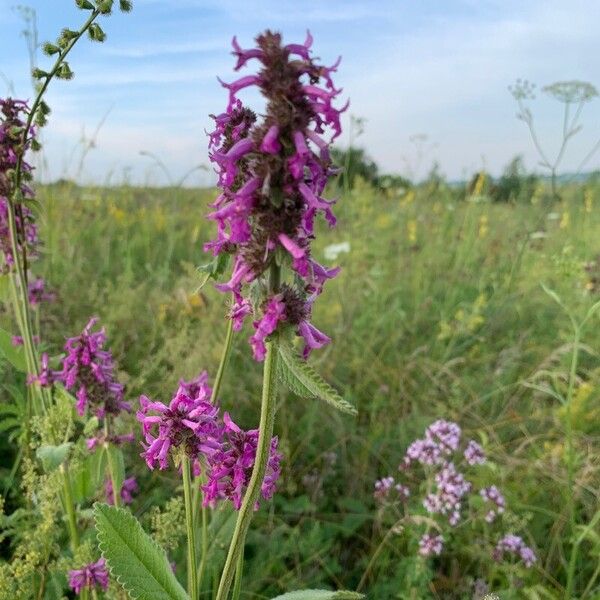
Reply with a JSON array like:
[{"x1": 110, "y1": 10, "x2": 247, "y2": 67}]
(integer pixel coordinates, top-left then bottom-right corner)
[
  {"x1": 36, "y1": 443, "x2": 72, "y2": 473},
  {"x1": 0, "y1": 328, "x2": 28, "y2": 372},
  {"x1": 278, "y1": 343, "x2": 357, "y2": 416},
  {"x1": 94, "y1": 503, "x2": 188, "y2": 600},
  {"x1": 271, "y1": 591, "x2": 364, "y2": 600}
]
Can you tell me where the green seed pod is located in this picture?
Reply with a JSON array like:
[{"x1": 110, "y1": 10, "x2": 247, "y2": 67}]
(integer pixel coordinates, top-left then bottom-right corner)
[
  {"x1": 42, "y1": 42, "x2": 60, "y2": 56},
  {"x1": 88, "y1": 23, "x2": 107, "y2": 42}
]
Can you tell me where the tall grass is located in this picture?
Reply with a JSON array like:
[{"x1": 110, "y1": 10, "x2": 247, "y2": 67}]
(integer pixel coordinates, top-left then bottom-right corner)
[{"x1": 5, "y1": 178, "x2": 599, "y2": 598}]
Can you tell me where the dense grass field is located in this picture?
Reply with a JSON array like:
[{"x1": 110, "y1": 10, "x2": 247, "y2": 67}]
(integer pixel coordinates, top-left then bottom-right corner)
[{"x1": 2, "y1": 177, "x2": 598, "y2": 598}]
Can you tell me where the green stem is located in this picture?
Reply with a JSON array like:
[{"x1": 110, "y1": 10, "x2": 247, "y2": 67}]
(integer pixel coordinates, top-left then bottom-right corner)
[
  {"x1": 232, "y1": 549, "x2": 244, "y2": 600},
  {"x1": 59, "y1": 463, "x2": 79, "y2": 552},
  {"x1": 215, "y1": 336, "x2": 279, "y2": 600},
  {"x1": 197, "y1": 499, "x2": 208, "y2": 594},
  {"x1": 104, "y1": 421, "x2": 121, "y2": 508},
  {"x1": 182, "y1": 455, "x2": 198, "y2": 600},
  {"x1": 565, "y1": 327, "x2": 580, "y2": 598},
  {"x1": 210, "y1": 317, "x2": 235, "y2": 404}
]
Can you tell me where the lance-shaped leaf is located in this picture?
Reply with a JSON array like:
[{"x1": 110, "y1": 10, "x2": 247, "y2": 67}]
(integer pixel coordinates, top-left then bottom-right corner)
[
  {"x1": 278, "y1": 342, "x2": 357, "y2": 416},
  {"x1": 94, "y1": 503, "x2": 189, "y2": 600}
]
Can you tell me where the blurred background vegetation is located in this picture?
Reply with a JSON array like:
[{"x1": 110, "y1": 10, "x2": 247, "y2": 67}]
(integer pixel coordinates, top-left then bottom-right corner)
[{"x1": 2, "y1": 154, "x2": 599, "y2": 597}]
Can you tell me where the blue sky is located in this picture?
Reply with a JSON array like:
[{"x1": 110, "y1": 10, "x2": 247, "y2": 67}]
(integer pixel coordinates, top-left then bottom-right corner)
[{"x1": 1, "y1": 0, "x2": 599, "y2": 185}]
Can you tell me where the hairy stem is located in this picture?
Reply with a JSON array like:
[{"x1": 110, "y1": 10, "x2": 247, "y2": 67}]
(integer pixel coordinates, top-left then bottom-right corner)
[
  {"x1": 210, "y1": 316, "x2": 234, "y2": 404},
  {"x1": 104, "y1": 419, "x2": 121, "y2": 508},
  {"x1": 232, "y1": 550, "x2": 244, "y2": 600},
  {"x1": 197, "y1": 499, "x2": 209, "y2": 594},
  {"x1": 182, "y1": 455, "x2": 198, "y2": 600},
  {"x1": 59, "y1": 463, "x2": 79, "y2": 552},
  {"x1": 565, "y1": 328, "x2": 581, "y2": 597},
  {"x1": 215, "y1": 335, "x2": 279, "y2": 600}
]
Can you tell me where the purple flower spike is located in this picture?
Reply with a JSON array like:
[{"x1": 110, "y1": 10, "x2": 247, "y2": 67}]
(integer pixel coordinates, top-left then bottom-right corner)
[
  {"x1": 206, "y1": 31, "x2": 346, "y2": 361},
  {"x1": 55, "y1": 318, "x2": 128, "y2": 418},
  {"x1": 0, "y1": 98, "x2": 39, "y2": 274},
  {"x1": 68, "y1": 558, "x2": 109, "y2": 595}
]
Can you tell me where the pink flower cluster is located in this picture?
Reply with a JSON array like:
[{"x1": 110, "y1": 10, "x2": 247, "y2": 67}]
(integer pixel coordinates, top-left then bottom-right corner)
[
  {"x1": 494, "y1": 534, "x2": 537, "y2": 568},
  {"x1": 68, "y1": 558, "x2": 109, "y2": 595},
  {"x1": 137, "y1": 372, "x2": 282, "y2": 510},
  {"x1": 374, "y1": 419, "x2": 536, "y2": 567},
  {"x1": 53, "y1": 317, "x2": 129, "y2": 418},
  {"x1": 373, "y1": 476, "x2": 409, "y2": 503},
  {"x1": 206, "y1": 31, "x2": 347, "y2": 360}
]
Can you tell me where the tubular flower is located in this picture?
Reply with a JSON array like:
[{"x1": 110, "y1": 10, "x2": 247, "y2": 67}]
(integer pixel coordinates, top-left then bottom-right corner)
[
  {"x1": 68, "y1": 559, "x2": 109, "y2": 595},
  {"x1": 0, "y1": 98, "x2": 39, "y2": 273},
  {"x1": 206, "y1": 31, "x2": 347, "y2": 360},
  {"x1": 55, "y1": 318, "x2": 129, "y2": 418}
]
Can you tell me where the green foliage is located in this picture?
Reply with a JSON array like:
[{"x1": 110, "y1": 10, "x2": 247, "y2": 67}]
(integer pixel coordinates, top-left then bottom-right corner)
[
  {"x1": 0, "y1": 327, "x2": 27, "y2": 371},
  {"x1": 491, "y1": 155, "x2": 539, "y2": 203},
  {"x1": 36, "y1": 443, "x2": 72, "y2": 473},
  {"x1": 94, "y1": 503, "x2": 189, "y2": 600},
  {"x1": 270, "y1": 591, "x2": 363, "y2": 600}
]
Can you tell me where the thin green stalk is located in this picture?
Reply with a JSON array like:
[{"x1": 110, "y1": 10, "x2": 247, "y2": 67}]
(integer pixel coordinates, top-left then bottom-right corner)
[
  {"x1": 356, "y1": 519, "x2": 403, "y2": 592},
  {"x1": 197, "y1": 499, "x2": 209, "y2": 595},
  {"x1": 104, "y1": 419, "x2": 121, "y2": 508},
  {"x1": 215, "y1": 336, "x2": 279, "y2": 600},
  {"x1": 232, "y1": 550, "x2": 244, "y2": 600},
  {"x1": 565, "y1": 327, "x2": 580, "y2": 598},
  {"x1": 59, "y1": 463, "x2": 79, "y2": 552},
  {"x1": 182, "y1": 455, "x2": 198, "y2": 600},
  {"x1": 210, "y1": 316, "x2": 234, "y2": 404}
]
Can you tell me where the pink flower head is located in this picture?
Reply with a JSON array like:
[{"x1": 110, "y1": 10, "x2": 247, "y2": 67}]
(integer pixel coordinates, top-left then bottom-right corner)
[
  {"x1": 493, "y1": 534, "x2": 537, "y2": 568},
  {"x1": 464, "y1": 439, "x2": 486, "y2": 465},
  {"x1": 418, "y1": 533, "x2": 444, "y2": 557},
  {"x1": 137, "y1": 373, "x2": 220, "y2": 470},
  {"x1": 68, "y1": 558, "x2": 109, "y2": 595}
]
